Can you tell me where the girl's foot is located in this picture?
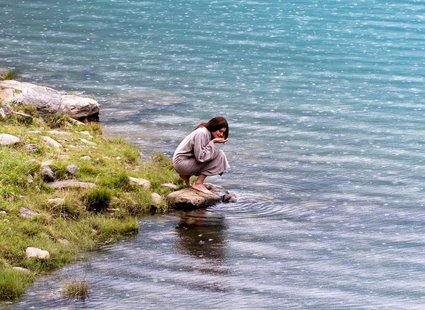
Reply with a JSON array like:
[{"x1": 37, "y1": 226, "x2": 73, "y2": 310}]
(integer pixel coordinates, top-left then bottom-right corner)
[{"x1": 191, "y1": 183, "x2": 212, "y2": 194}]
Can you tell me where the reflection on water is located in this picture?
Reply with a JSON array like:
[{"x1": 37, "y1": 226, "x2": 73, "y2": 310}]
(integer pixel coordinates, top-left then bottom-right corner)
[
  {"x1": 176, "y1": 210, "x2": 227, "y2": 261},
  {"x1": 174, "y1": 210, "x2": 229, "y2": 293}
]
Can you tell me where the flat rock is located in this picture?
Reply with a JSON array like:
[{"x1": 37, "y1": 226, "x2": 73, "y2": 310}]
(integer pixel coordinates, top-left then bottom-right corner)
[
  {"x1": 166, "y1": 183, "x2": 236, "y2": 210},
  {"x1": 0, "y1": 80, "x2": 99, "y2": 121},
  {"x1": 47, "y1": 180, "x2": 95, "y2": 189},
  {"x1": 42, "y1": 136, "x2": 62, "y2": 148},
  {"x1": 20, "y1": 207, "x2": 39, "y2": 219}
]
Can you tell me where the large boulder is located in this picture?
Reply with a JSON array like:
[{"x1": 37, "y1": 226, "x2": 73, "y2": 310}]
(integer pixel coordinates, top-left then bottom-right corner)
[
  {"x1": 166, "y1": 183, "x2": 236, "y2": 210},
  {"x1": 0, "y1": 80, "x2": 99, "y2": 121}
]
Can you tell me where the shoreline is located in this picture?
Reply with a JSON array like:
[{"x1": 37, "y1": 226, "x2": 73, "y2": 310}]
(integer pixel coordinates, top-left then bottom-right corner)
[{"x1": 0, "y1": 78, "x2": 182, "y2": 302}]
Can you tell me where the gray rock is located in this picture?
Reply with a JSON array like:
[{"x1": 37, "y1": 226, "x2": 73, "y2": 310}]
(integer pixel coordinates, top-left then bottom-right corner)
[
  {"x1": 23, "y1": 144, "x2": 39, "y2": 152},
  {"x1": 66, "y1": 164, "x2": 79, "y2": 175},
  {"x1": 166, "y1": 183, "x2": 237, "y2": 210},
  {"x1": 47, "y1": 180, "x2": 95, "y2": 189},
  {"x1": 167, "y1": 188, "x2": 221, "y2": 210},
  {"x1": 42, "y1": 136, "x2": 62, "y2": 148},
  {"x1": 20, "y1": 207, "x2": 39, "y2": 219},
  {"x1": 0, "y1": 103, "x2": 13, "y2": 118},
  {"x1": 129, "y1": 177, "x2": 151, "y2": 190},
  {"x1": 40, "y1": 164, "x2": 55, "y2": 182},
  {"x1": 0, "y1": 133, "x2": 20, "y2": 146},
  {"x1": 0, "y1": 80, "x2": 100, "y2": 121}
]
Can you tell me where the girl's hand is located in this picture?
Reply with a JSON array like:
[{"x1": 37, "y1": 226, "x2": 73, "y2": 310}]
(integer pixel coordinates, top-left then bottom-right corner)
[{"x1": 213, "y1": 138, "x2": 228, "y2": 144}]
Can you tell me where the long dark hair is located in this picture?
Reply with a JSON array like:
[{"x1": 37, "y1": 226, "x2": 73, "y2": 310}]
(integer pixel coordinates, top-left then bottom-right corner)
[{"x1": 197, "y1": 116, "x2": 229, "y2": 139}]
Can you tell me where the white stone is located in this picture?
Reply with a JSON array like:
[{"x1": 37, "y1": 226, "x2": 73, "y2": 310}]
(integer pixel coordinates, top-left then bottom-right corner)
[
  {"x1": 26, "y1": 247, "x2": 50, "y2": 259},
  {"x1": 151, "y1": 193, "x2": 162, "y2": 205},
  {"x1": 161, "y1": 183, "x2": 179, "y2": 190},
  {"x1": 79, "y1": 138, "x2": 96, "y2": 146},
  {"x1": 12, "y1": 267, "x2": 31, "y2": 273},
  {"x1": 80, "y1": 131, "x2": 93, "y2": 138},
  {"x1": 0, "y1": 133, "x2": 20, "y2": 146},
  {"x1": 42, "y1": 136, "x2": 62, "y2": 148},
  {"x1": 129, "y1": 177, "x2": 151, "y2": 190}
]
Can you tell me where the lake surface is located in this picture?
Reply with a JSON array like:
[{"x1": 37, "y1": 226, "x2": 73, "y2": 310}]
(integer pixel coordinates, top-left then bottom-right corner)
[{"x1": 1, "y1": 0, "x2": 425, "y2": 308}]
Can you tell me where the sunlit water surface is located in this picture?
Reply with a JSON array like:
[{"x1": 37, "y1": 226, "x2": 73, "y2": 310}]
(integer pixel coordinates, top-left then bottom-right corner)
[{"x1": 1, "y1": 0, "x2": 425, "y2": 308}]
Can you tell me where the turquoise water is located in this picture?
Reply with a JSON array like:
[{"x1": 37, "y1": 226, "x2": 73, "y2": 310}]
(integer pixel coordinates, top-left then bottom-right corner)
[{"x1": 2, "y1": 0, "x2": 425, "y2": 308}]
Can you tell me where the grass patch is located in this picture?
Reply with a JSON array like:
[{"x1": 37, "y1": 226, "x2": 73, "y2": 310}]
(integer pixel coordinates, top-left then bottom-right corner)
[
  {"x1": 0, "y1": 104, "x2": 181, "y2": 302},
  {"x1": 84, "y1": 188, "x2": 112, "y2": 212},
  {"x1": 63, "y1": 280, "x2": 89, "y2": 300},
  {"x1": 0, "y1": 69, "x2": 20, "y2": 81},
  {"x1": 0, "y1": 269, "x2": 34, "y2": 301}
]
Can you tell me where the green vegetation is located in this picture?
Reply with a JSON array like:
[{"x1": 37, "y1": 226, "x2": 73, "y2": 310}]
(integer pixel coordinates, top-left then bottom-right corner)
[
  {"x1": 0, "y1": 69, "x2": 20, "y2": 80},
  {"x1": 63, "y1": 280, "x2": 89, "y2": 300},
  {"x1": 0, "y1": 105, "x2": 182, "y2": 302}
]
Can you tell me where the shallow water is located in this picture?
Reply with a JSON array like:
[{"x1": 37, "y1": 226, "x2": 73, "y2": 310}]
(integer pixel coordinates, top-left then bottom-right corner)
[{"x1": 2, "y1": 0, "x2": 425, "y2": 308}]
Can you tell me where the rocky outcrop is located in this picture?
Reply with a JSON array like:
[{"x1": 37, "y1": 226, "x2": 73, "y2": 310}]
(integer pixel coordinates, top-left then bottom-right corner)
[
  {"x1": 166, "y1": 183, "x2": 237, "y2": 210},
  {"x1": 0, "y1": 80, "x2": 100, "y2": 121}
]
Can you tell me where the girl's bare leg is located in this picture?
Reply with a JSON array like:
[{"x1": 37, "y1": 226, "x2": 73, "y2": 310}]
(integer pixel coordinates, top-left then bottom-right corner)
[
  {"x1": 180, "y1": 175, "x2": 191, "y2": 187},
  {"x1": 191, "y1": 175, "x2": 212, "y2": 194}
]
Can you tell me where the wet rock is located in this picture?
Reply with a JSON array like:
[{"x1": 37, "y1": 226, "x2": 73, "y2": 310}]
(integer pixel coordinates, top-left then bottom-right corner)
[
  {"x1": 0, "y1": 133, "x2": 20, "y2": 146},
  {"x1": 129, "y1": 177, "x2": 151, "y2": 190},
  {"x1": 0, "y1": 80, "x2": 99, "y2": 121},
  {"x1": 25, "y1": 247, "x2": 50, "y2": 259},
  {"x1": 20, "y1": 207, "x2": 39, "y2": 219},
  {"x1": 166, "y1": 183, "x2": 236, "y2": 210}
]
